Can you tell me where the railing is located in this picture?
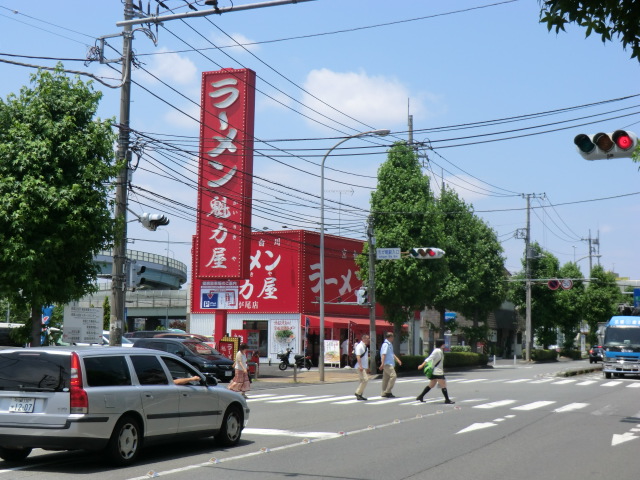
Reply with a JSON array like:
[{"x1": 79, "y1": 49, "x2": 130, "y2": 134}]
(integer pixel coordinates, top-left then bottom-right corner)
[{"x1": 99, "y1": 249, "x2": 188, "y2": 273}]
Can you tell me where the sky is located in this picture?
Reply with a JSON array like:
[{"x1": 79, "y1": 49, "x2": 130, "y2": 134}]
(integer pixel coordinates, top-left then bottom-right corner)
[{"x1": 2, "y1": 0, "x2": 640, "y2": 286}]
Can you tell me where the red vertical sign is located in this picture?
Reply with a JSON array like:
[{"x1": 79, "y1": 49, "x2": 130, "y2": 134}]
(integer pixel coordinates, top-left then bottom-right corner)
[{"x1": 196, "y1": 68, "x2": 256, "y2": 279}]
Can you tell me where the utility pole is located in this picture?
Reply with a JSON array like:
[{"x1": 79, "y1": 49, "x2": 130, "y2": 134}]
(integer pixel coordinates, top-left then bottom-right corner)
[
  {"x1": 367, "y1": 215, "x2": 377, "y2": 372},
  {"x1": 517, "y1": 193, "x2": 544, "y2": 362},
  {"x1": 110, "y1": 0, "x2": 134, "y2": 346}
]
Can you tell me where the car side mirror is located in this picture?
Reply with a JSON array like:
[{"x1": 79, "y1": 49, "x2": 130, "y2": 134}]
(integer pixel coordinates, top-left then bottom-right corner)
[{"x1": 204, "y1": 374, "x2": 218, "y2": 386}]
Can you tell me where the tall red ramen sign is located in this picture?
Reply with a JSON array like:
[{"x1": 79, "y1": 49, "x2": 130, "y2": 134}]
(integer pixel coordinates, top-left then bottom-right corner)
[{"x1": 195, "y1": 68, "x2": 256, "y2": 279}]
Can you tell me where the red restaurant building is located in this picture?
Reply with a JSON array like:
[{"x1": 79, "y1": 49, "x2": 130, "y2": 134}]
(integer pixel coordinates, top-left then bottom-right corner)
[{"x1": 189, "y1": 229, "x2": 395, "y2": 364}]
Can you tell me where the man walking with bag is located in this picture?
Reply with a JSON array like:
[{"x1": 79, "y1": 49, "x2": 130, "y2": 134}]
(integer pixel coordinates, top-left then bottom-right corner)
[
  {"x1": 354, "y1": 334, "x2": 370, "y2": 401},
  {"x1": 416, "y1": 339, "x2": 454, "y2": 404},
  {"x1": 379, "y1": 332, "x2": 402, "y2": 398}
]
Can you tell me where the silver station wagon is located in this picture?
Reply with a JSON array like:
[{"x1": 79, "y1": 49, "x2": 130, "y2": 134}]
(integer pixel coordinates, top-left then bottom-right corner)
[{"x1": 0, "y1": 346, "x2": 249, "y2": 466}]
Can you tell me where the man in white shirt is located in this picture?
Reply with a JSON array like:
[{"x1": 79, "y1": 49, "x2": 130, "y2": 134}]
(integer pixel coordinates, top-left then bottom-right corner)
[{"x1": 354, "y1": 335, "x2": 370, "y2": 401}]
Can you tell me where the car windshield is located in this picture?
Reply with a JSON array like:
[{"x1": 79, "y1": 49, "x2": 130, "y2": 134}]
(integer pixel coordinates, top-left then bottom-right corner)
[
  {"x1": 604, "y1": 326, "x2": 640, "y2": 347},
  {"x1": 183, "y1": 341, "x2": 219, "y2": 356}
]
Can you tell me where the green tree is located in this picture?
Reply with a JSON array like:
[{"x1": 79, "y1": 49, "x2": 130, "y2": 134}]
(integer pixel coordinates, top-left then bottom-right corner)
[
  {"x1": 358, "y1": 142, "x2": 445, "y2": 345},
  {"x1": 583, "y1": 264, "x2": 622, "y2": 345},
  {"x1": 539, "y1": 1, "x2": 640, "y2": 61},
  {"x1": 0, "y1": 66, "x2": 118, "y2": 346},
  {"x1": 554, "y1": 262, "x2": 585, "y2": 351},
  {"x1": 432, "y1": 187, "x2": 507, "y2": 351},
  {"x1": 509, "y1": 243, "x2": 561, "y2": 347},
  {"x1": 103, "y1": 296, "x2": 111, "y2": 331}
]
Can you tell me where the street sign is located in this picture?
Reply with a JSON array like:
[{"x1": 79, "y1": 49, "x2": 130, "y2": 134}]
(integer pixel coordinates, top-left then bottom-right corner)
[
  {"x1": 548, "y1": 279, "x2": 560, "y2": 290},
  {"x1": 561, "y1": 279, "x2": 573, "y2": 290},
  {"x1": 376, "y1": 247, "x2": 401, "y2": 260}
]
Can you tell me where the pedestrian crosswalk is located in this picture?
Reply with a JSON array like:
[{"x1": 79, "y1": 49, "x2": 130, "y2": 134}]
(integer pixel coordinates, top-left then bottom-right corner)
[{"x1": 245, "y1": 374, "x2": 640, "y2": 411}]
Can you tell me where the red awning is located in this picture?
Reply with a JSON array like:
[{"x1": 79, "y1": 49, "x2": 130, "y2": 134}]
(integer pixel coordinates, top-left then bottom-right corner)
[{"x1": 302, "y1": 315, "x2": 394, "y2": 331}]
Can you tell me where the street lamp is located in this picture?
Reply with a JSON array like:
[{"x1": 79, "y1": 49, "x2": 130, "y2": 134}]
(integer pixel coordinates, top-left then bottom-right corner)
[{"x1": 319, "y1": 129, "x2": 390, "y2": 381}]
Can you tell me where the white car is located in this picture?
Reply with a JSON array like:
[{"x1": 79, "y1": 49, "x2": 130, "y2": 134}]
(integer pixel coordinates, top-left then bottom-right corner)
[{"x1": 0, "y1": 346, "x2": 249, "y2": 466}]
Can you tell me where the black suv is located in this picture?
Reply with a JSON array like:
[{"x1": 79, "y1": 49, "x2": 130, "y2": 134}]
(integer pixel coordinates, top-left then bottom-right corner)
[
  {"x1": 589, "y1": 346, "x2": 605, "y2": 363},
  {"x1": 133, "y1": 338, "x2": 235, "y2": 381}
]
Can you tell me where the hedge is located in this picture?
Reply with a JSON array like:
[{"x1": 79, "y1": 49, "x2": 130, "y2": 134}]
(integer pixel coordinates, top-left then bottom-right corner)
[{"x1": 397, "y1": 352, "x2": 488, "y2": 373}]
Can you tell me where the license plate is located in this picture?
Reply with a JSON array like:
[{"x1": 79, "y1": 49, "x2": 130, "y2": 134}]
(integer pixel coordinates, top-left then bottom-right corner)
[
  {"x1": 9, "y1": 397, "x2": 35, "y2": 413},
  {"x1": 225, "y1": 371, "x2": 233, "y2": 377}
]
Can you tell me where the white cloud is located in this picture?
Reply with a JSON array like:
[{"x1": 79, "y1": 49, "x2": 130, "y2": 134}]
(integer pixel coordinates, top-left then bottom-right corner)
[
  {"x1": 142, "y1": 48, "x2": 198, "y2": 86},
  {"x1": 209, "y1": 32, "x2": 260, "y2": 54},
  {"x1": 301, "y1": 69, "x2": 437, "y2": 131}
]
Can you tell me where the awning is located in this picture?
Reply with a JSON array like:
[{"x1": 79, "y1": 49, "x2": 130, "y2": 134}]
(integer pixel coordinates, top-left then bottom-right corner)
[{"x1": 302, "y1": 315, "x2": 394, "y2": 331}]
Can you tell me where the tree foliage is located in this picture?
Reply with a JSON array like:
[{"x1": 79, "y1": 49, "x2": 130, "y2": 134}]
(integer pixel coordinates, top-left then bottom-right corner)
[
  {"x1": 554, "y1": 262, "x2": 585, "y2": 350},
  {"x1": 539, "y1": 0, "x2": 640, "y2": 61},
  {"x1": 432, "y1": 187, "x2": 507, "y2": 349},
  {"x1": 358, "y1": 142, "x2": 445, "y2": 338},
  {"x1": 582, "y1": 264, "x2": 623, "y2": 345},
  {"x1": 508, "y1": 243, "x2": 561, "y2": 347},
  {"x1": 0, "y1": 66, "x2": 118, "y2": 345}
]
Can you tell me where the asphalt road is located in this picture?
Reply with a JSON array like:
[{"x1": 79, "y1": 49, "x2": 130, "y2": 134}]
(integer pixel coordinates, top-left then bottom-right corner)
[{"x1": 3, "y1": 359, "x2": 636, "y2": 480}]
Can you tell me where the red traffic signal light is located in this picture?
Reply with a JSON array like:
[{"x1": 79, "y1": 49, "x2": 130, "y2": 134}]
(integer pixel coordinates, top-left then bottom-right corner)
[
  {"x1": 409, "y1": 247, "x2": 445, "y2": 259},
  {"x1": 574, "y1": 130, "x2": 638, "y2": 160}
]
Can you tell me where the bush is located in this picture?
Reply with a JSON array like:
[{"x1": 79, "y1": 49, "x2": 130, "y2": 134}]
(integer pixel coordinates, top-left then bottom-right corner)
[
  {"x1": 397, "y1": 352, "x2": 488, "y2": 372},
  {"x1": 450, "y1": 345, "x2": 471, "y2": 353},
  {"x1": 530, "y1": 349, "x2": 558, "y2": 362},
  {"x1": 560, "y1": 349, "x2": 583, "y2": 360}
]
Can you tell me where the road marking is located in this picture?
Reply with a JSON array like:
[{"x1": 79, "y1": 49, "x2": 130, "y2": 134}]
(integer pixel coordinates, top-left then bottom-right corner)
[
  {"x1": 601, "y1": 381, "x2": 623, "y2": 387},
  {"x1": 456, "y1": 422, "x2": 497, "y2": 434},
  {"x1": 302, "y1": 395, "x2": 354, "y2": 404},
  {"x1": 553, "y1": 403, "x2": 588, "y2": 413},
  {"x1": 473, "y1": 400, "x2": 517, "y2": 409},
  {"x1": 529, "y1": 378, "x2": 554, "y2": 384},
  {"x1": 576, "y1": 380, "x2": 597, "y2": 386},
  {"x1": 612, "y1": 432, "x2": 639, "y2": 446},
  {"x1": 243, "y1": 428, "x2": 341, "y2": 439},
  {"x1": 268, "y1": 395, "x2": 331, "y2": 403},
  {"x1": 551, "y1": 379, "x2": 576, "y2": 385},
  {"x1": 457, "y1": 379, "x2": 487, "y2": 383},
  {"x1": 367, "y1": 396, "x2": 415, "y2": 405},
  {"x1": 511, "y1": 401, "x2": 556, "y2": 411},
  {"x1": 504, "y1": 379, "x2": 530, "y2": 383},
  {"x1": 627, "y1": 383, "x2": 640, "y2": 388},
  {"x1": 264, "y1": 395, "x2": 306, "y2": 403}
]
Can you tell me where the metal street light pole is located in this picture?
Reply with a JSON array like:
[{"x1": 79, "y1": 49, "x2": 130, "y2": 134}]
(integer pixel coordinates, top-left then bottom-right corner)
[{"x1": 319, "y1": 129, "x2": 390, "y2": 381}]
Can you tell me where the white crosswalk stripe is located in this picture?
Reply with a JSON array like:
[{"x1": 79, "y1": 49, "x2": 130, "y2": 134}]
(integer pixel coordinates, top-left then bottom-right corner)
[{"x1": 511, "y1": 401, "x2": 556, "y2": 411}]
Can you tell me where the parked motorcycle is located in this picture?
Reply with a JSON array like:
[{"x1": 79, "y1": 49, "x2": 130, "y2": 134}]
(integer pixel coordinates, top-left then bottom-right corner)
[{"x1": 277, "y1": 348, "x2": 312, "y2": 371}]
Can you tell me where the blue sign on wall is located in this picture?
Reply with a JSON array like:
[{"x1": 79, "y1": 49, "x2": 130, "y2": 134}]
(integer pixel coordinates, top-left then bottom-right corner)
[{"x1": 634, "y1": 288, "x2": 640, "y2": 308}]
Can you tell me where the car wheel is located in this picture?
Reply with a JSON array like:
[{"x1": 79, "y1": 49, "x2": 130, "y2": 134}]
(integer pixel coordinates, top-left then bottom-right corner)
[
  {"x1": 215, "y1": 406, "x2": 243, "y2": 447},
  {"x1": 0, "y1": 446, "x2": 32, "y2": 462},
  {"x1": 106, "y1": 415, "x2": 142, "y2": 466},
  {"x1": 605, "y1": 372, "x2": 612, "y2": 379}
]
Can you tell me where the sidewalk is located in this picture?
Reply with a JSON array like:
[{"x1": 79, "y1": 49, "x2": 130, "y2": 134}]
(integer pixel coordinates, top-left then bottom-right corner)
[{"x1": 253, "y1": 364, "x2": 364, "y2": 385}]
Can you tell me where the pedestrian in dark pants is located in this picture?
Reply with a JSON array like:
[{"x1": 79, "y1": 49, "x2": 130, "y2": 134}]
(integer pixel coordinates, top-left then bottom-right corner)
[{"x1": 416, "y1": 339, "x2": 455, "y2": 404}]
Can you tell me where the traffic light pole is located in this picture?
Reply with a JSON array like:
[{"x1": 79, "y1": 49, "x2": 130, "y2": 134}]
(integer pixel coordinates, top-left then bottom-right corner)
[
  {"x1": 110, "y1": 0, "x2": 133, "y2": 346},
  {"x1": 367, "y1": 215, "x2": 377, "y2": 372}
]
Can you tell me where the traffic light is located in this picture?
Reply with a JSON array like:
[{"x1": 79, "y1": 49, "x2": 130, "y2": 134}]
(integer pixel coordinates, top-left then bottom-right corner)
[
  {"x1": 356, "y1": 287, "x2": 368, "y2": 305},
  {"x1": 140, "y1": 213, "x2": 170, "y2": 231},
  {"x1": 130, "y1": 262, "x2": 147, "y2": 290},
  {"x1": 409, "y1": 247, "x2": 445, "y2": 259},
  {"x1": 574, "y1": 130, "x2": 638, "y2": 160}
]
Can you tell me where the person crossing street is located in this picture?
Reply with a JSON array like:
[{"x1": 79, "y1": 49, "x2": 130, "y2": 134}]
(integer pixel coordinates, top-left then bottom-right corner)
[
  {"x1": 416, "y1": 339, "x2": 455, "y2": 404},
  {"x1": 354, "y1": 334, "x2": 370, "y2": 401},
  {"x1": 379, "y1": 332, "x2": 402, "y2": 398}
]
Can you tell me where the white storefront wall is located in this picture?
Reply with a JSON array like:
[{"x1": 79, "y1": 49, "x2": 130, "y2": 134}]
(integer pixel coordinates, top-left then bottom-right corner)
[{"x1": 228, "y1": 313, "x2": 300, "y2": 364}]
